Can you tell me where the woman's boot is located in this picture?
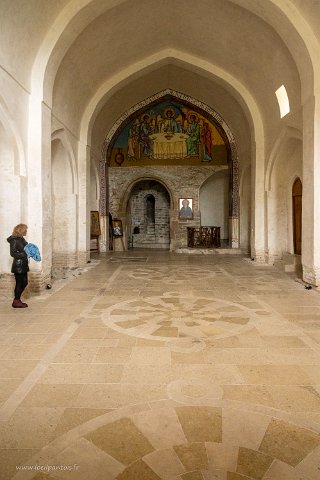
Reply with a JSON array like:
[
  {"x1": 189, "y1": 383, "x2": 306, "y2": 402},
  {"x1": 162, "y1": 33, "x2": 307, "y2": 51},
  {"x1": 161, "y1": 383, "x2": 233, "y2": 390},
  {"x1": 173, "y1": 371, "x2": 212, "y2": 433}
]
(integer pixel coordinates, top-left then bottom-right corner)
[{"x1": 12, "y1": 299, "x2": 28, "y2": 308}]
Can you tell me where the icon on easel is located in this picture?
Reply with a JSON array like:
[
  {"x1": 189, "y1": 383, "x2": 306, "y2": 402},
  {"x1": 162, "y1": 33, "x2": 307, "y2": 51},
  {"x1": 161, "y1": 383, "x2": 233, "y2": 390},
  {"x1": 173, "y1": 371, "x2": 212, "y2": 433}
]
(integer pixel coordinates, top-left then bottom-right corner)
[{"x1": 112, "y1": 219, "x2": 123, "y2": 237}]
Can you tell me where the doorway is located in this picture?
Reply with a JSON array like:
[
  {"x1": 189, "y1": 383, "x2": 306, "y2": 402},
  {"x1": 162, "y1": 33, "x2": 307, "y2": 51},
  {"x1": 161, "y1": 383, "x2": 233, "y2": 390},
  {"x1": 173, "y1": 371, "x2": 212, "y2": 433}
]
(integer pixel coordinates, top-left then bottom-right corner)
[{"x1": 292, "y1": 178, "x2": 302, "y2": 255}]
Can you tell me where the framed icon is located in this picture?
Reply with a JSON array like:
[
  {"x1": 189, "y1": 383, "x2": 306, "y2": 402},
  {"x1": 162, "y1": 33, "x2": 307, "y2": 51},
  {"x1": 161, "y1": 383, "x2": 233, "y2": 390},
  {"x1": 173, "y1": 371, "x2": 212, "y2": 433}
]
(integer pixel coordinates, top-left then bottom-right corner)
[
  {"x1": 112, "y1": 219, "x2": 123, "y2": 237},
  {"x1": 90, "y1": 211, "x2": 101, "y2": 236},
  {"x1": 179, "y1": 198, "x2": 193, "y2": 220}
]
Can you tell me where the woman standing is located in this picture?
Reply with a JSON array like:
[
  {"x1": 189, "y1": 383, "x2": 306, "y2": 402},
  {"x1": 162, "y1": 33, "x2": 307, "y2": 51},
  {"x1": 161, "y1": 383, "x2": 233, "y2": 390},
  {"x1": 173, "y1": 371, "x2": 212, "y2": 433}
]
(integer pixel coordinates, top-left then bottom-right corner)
[{"x1": 7, "y1": 224, "x2": 29, "y2": 308}]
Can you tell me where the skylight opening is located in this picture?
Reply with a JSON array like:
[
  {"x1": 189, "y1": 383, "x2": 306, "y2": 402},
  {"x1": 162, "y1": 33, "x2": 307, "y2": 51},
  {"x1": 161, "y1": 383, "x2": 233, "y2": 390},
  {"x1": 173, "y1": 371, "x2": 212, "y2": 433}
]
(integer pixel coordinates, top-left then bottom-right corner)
[{"x1": 275, "y1": 85, "x2": 290, "y2": 118}]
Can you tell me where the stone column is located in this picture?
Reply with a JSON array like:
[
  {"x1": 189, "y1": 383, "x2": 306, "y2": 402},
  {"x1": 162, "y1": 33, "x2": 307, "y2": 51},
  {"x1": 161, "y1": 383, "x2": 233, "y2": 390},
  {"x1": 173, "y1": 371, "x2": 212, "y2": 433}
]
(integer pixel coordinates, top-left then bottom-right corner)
[
  {"x1": 27, "y1": 102, "x2": 52, "y2": 291},
  {"x1": 301, "y1": 95, "x2": 320, "y2": 285},
  {"x1": 78, "y1": 143, "x2": 91, "y2": 264},
  {"x1": 251, "y1": 141, "x2": 266, "y2": 263}
]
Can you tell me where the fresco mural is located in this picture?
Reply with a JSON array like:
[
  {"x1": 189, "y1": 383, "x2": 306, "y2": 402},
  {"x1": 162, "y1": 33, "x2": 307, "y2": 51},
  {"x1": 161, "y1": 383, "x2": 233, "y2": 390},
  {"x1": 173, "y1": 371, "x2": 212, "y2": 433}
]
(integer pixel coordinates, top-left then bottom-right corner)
[{"x1": 109, "y1": 98, "x2": 228, "y2": 167}]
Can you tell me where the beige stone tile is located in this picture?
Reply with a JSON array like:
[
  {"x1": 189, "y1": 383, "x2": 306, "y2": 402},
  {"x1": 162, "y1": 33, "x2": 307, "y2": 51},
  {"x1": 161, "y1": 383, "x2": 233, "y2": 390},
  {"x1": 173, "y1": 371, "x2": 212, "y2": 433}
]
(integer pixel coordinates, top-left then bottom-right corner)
[
  {"x1": 206, "y1": 443, "x2": 238, "y2": 472},
  {"x1": 301, "y1": 365, "x2": 320, "y2": 383},
  {"x1": 117, "y1": 335, "x2": 137, "y2": 347},
  {"x1": 121, "y1": 364, "x2": 180, "y2": 384},
  {"x1": 223, "y1": 385, "x2": 320, "y2": 413},
  {"x1": 144, "y1": 448, "x2": 186, "y2": 478},
  {"x1": 207, "y1": 346, "x2": 320, "y2": 365},
  {"x1": 39, "y1": 363, "x2": 123, "y2": 384},
  {"x1": 261, "y1": 335, "x2": 307, "y2": 347},
  {"x1": 175, "y1": 406, "x2": 222, "y2": 443},
  {"x1": 76, "y1": 383, "x2": 166, "y2": 409},
  {"x1": 20, "y1": 384, "x2": 83, "y2": 408},
  {"x1": 0, "y1": 407, "x2": 64, "y2": 448},
  {"x1": 53, "y1": 407, "x2": 112, "y2": 436},
  {"x1": 68, "y1": 337, "x2": 119, "y2": 347},
  {"x1": 151, "y1": 326, "x2": 179, "y2": 337},
  {"x1": 202, "y1": 471, "x2": 226, "y2": 480},
  {"x1": 171, "y1": 351, "x2": 208, "y2": 364},
  {"x1": 0, "y1": 448, "x2": 39, "y2": 480},
  {"x1": 220, "y1": 316, "x2": 249, "y2": 326},
  {"x1": 226, "y1": 473, "x2": 252, "y2": 480},
  {"x1": 129, "y1": 346, "x2": 171, "y2": 365},
  {"x1": 117, "y1": 459, "x2": 161, "y2": 480},
  {"x1": 52, "y1": 345, "x2": 98, "y2": 363},
  {"x1": 136, "y1": 338, "x2": 165, "y2": 346},
  {"x1": 238, "y1": 365, "x2": 312, "y2": 385},
  {"x1": 93, "y1": 347, "x2": 132, "y2": 363},
  {"x1": 0, "y1": 359, "x2": 38, "y2": 378},
  {"x1": 263, "y1": 459, "x2": 307, "y2": 479},
  {"x1": 50, "y1": 437, "x2": 124, "y2": 480},
  {"x1": 71, "y1": 327, "x2": 108, "y2": 339},
  {"x1": 181, "y1": 472, "x2": 204, "y2": 480},
  {"x1": 86, "y1": 417, "x2": 154, "y2": 465},
  {"x1": 32, "y1": 474, "x2": 62, "y2": 480},
  {"x1": 295, "y1": 444, "x2": 320, "y2": 478},
  {"x1": 223, "y1": 409, "x2": 270, "y2": 450},
  {"x1": 115, "y1": 319, "x2": 147, "y2": 329},
  {"x1": 0, "y1": 345, "x2": 50, "y2": 359},
  {"x1": 199, "y1": 326, "x2": 231, "y2": 337},
  {"x1": 173, "y1": 443, "x2": 208, "y2": 471},
  {"x1": 0, "y1": 378, "x2": 22, "y2": 402},
  {"x1": 132, "y1": 408, "x2": 187, "y2": 449},
  {"x1": 259, "y1": 419, "x2": 320, "y2": 466},
  {"x1": 179, "y1": 364, "x2": 244, "y2": 385},
  {"x1": 236, "y1": 447, "x2": 273, "y2": 479}
]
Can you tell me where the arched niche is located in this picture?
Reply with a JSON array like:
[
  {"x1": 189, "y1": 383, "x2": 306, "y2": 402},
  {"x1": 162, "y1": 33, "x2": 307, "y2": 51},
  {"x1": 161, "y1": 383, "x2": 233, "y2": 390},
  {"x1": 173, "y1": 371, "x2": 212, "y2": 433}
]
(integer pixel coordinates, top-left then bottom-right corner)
[
  {"x1": 51, "y1": 138, "x2": 77, "y2": 268},
  {"x1": 0, "y1": 120, "x2": 22, "y2": 273},
  {"x1": 267, "y1": 136, "x2": 302, "y2": 261},
  {"x1": 199, "y1": 170, "x2": 229, "y2": 244}
]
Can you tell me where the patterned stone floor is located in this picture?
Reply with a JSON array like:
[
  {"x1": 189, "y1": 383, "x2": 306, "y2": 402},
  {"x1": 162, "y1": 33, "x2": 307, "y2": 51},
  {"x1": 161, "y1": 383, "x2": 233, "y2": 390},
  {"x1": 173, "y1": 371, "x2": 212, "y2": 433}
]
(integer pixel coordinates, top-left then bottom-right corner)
[{"x1": 1, "y1": 250, "x2": 320, "y2": 479}]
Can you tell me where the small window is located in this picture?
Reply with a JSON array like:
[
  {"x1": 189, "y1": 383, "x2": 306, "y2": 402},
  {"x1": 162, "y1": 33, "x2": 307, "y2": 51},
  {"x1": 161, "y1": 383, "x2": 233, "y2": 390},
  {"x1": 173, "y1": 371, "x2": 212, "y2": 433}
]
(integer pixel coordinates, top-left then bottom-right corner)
[{"x1": 275, "y1": 85, "x2": 290, "y2": 118}]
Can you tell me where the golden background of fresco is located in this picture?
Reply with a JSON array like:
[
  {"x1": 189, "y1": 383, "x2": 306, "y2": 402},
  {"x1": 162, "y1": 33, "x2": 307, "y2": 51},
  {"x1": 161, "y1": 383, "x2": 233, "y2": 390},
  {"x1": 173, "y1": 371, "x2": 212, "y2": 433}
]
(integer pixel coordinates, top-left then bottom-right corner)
[{"x1": 110, "y1": 145, "x2": 228, "y2": 167}]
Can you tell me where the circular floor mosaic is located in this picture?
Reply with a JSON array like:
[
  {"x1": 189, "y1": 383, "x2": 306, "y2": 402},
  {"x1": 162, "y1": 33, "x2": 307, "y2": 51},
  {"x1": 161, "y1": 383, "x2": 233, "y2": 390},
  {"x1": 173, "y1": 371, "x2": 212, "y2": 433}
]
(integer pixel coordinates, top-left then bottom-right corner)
[
  {"x1": 18, "y1": 403, "x2": 320, "y2": 480},
  {"x1": 102, "y1": 292, "x2": 257, "y2": 342}
]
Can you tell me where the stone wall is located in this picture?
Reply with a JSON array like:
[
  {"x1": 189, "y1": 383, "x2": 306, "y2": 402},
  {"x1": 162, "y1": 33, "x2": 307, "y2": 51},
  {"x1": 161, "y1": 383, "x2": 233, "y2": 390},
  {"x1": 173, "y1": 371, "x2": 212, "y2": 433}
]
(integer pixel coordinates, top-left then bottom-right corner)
[{"x1": 109, "y1": 165, "x2": 228, "y2": 250}]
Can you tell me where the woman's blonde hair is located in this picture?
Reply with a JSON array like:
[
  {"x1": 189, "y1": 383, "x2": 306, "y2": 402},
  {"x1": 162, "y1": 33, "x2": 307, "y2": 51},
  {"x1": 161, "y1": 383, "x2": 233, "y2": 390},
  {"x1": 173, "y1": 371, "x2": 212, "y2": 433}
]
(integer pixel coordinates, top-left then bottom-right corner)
[{"x1": 12, "y1": 224, "x2": 28, "y2": 236}]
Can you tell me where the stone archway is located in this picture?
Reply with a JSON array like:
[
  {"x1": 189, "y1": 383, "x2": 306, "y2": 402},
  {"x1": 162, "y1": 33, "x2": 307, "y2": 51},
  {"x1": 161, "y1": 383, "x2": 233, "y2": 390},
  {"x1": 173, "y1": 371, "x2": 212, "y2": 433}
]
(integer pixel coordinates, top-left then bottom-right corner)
[
  {"x1": 101, "y1": 89, "x2": 240, "y2": 249},
  {"x1": 126, "y1": 179, "x2": 170, "y2": 250}
]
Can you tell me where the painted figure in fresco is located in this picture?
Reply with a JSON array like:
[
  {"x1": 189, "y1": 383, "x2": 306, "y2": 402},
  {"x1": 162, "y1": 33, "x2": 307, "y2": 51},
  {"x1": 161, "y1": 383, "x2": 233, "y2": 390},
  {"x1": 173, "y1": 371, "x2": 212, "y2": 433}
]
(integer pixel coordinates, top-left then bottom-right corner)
[
  {"x1": 201, "y1": 122, "x2": 212, "y2": 162},
  {"x1": 186, "y1": 113, "x2": 200, "y2": 156},
  {"x1": 179, "y1": 199, "x2": 193, "y2": 219},
  {"x1": 127, "y1": 122, "x2": 138, "y2": 159},
  {"x1": 138, "y1": 114, "x2": 153, "y2": 156},
  {"x1": 162, "y1": 108, "x2": 179, "y2": 134}
]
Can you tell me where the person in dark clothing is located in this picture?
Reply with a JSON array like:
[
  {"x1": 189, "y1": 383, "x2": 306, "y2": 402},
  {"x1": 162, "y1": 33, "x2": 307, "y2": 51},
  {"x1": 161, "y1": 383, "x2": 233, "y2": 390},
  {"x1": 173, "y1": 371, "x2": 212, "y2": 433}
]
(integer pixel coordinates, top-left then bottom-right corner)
[{"x1": 7, "y1": 224, "x2": 29, "y2": 308}]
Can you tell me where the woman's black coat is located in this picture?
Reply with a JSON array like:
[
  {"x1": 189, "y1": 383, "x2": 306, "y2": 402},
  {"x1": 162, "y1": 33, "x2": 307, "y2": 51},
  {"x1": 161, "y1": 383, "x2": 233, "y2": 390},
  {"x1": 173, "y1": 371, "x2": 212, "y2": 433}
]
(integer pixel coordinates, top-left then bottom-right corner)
[{"x1": 7, "y1": 236, "x2": 29, "y2": 274}]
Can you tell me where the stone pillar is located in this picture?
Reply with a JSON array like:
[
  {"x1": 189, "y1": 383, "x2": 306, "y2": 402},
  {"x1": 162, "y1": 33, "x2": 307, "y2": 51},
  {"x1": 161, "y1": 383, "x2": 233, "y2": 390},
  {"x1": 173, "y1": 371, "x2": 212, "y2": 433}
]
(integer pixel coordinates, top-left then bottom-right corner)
[
  {"x1": 78, "y1": 143, "x2": 91, "y2": 264},
  {"x1": 251, "y1": 141, "x2": 266, "y2": 263},
  {"x1": 229, "y1": 216, "x2": 239, "y2": 248},
  {"x1": 27, "y1": 102, "x2": 52, "y2": 292},
  {"x1": 301, "y1": 95, "x2": 320, "y2": 285}
]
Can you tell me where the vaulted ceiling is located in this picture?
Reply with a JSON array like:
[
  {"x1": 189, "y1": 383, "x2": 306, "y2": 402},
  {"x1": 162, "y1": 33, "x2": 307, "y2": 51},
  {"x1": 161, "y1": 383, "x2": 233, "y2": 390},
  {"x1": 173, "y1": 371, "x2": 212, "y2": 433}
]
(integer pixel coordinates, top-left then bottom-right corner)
[{"x1": 1, "y1": 0, "x2": 318, "y2": 159}]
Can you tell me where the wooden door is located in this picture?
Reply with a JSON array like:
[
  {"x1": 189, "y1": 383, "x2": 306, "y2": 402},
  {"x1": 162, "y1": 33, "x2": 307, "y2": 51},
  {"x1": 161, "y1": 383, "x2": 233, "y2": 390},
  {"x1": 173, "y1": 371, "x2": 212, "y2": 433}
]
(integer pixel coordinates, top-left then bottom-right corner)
[{"x1": 292, "y1": 178, "x2": 302, "y2": 255}]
